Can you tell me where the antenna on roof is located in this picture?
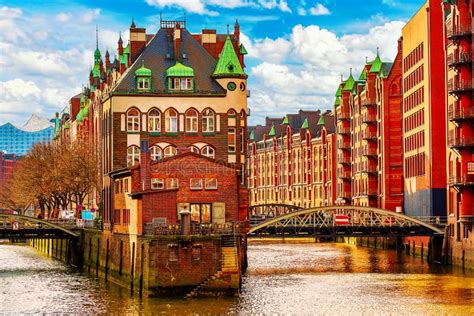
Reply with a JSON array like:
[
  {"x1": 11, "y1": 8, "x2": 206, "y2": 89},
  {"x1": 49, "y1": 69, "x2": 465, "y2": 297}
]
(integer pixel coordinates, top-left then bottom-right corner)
[
  {"x1": 350, "y1": 68, "x2": 352, "y2": 75},
  {"x1": 96, "y1": 25, "x2": 99, "y2": 49},
  {"x1": 376, "y1": 46, "x2": 379, "y2": 55},
  {"x1": 340, "y1": 74, "x2": 343, "y2": 82},
  {"x1": 227, "y1": 24, "x2": 230, "y2": 35},
  {"x1": 366, "y1": 56, "x2": 368, "y2": 63}
]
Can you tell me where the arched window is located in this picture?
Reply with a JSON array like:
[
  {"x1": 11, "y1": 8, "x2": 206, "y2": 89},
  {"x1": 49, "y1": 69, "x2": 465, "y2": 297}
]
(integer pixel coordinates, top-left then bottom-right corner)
[
  {"x1": 127, "y1": 146, "x2": 140, "y2": 166},
  {"x1": 202, "y1": 109, "x2": 214, "y2": 133},
  {"x1": 148, "y1": 109, "x2": 161, "y2": 132},
  {"x1": 189, "y1": 146, "x2": 200, "y2": 154},
  {"x1": 185, "y1": 109, "x2": 198, "y2": 133},
  {"x1": 127, "y1": 109, "x2": 140, "y2": 131},
  {"x1": 150, "y1": 145, "x2": 162, "y2": 161},
  {"x1": 165, "y1": 109, "x2": 178, "y2": 133},
  {"x1": 202, "y1": 146, "x2": 215, "y2": 159},
  {"x1": 164, "y1": 146, "x2": 177, "y2": 158}
]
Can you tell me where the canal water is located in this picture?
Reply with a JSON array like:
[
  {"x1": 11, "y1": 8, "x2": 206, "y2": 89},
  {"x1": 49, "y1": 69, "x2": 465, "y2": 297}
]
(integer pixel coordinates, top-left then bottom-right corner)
[{"x1": 0, "y1": 242, "x2": 473, "y2": 314}]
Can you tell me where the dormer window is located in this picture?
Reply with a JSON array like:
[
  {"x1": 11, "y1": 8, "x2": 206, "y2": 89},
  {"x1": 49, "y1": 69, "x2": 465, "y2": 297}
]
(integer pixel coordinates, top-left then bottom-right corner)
[
  {"x1": 166, "y1": 61, "x2": 195, "y2": 92},
  {"x1": 134, "y1": 61, "x2": 152, "y2": 92}
]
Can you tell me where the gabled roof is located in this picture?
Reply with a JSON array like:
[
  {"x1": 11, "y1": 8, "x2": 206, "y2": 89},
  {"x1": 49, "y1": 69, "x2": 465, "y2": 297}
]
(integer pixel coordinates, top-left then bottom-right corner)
[
  {"x1": 370, "y1": 52, "x2": 382, "y2": 73},
  {"x1": 343, "y1": 73, "x2": 355, "y2": 91},
  {"x1": 112, "y1": 29, "x2": 226, "y2": 94},
  {"x1": 135, "y1": 61, "x2": 152, "y2": 76},
  {"x1": 268, "y1": 124, "x2": 276, "y2": 137},
  {"x1": 166, "y1": 61, "x2": 194, "y2": 77},
  {"x1": 213, "y1": 35, "x2": 246, "y2": 78},
  {"x1": 301, "y1": 118, "x2": 309, "y2": 129}
]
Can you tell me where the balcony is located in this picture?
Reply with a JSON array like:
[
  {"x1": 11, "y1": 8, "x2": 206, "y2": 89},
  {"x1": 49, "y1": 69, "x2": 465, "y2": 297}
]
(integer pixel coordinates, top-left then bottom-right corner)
[
  {"x1": 361, "y1": 164, "x2": 378, "y2": 175},
  {"x1": 361, "y1": 99, "x2": 376, "y2": 108},
  {"x1": 362, "y1": 113, "x2": 377, "y2": 124},
  {"x1": 360, "y1": 189, "x2": 378, "y2": 197},
  {"x1": 337, "y1": 111, "x2": 350, "y2": 121},
  {"x1": 338, "y1": 126, "x2": 351, "y2": 135},
  {"x1": 337, "y1": 191, "x2": 352, "y2": 199},
  {"x1": 448, "y1": 79, "x2": 473, "y2": 95},
  {"x1": 338, "y1": 170, "x2": 351, "y2": 179},
  {"x1": 448, "y1": 135, "x2": 474, "y2": 149},
  {"x1": 338, "y1": 155, "x2": 351, "y2": 165},
  {"x1": 447, "y1": 51, "x2": 472, "y2": 68},
  {"x1": 447, "y1": 25, "x2": 472, "y2": 40},
  {"x1": 448, "y1": 103, "x2": 474, "y2": 122},
  {"x1": 338, "y1": 140, "x2": 351, "y2": 150},
  {"x1": 362, "y1": 130, "x2": 377, "y2": 141},
  {"x1": 448, "y1": 175, "x2": 474, "y2": 187},
  {"x1": 362, "y1": 147, "x2": 377, "y2": 157}
]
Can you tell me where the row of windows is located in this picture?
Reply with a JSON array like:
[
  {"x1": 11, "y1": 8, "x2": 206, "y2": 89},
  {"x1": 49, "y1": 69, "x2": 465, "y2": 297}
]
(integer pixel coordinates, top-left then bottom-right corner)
[
  {"x1": 114, "y1": 178, "x2": 129, "y2": 194},
  {"x1": 127, "y1": 108, "x2": 243, "y2": 133},
  {"x1": 404, "y1": 152, "x2": 426, "y2": 178},
  {"x1": 404, "y1": 130, "x2": 425, "y2": 152},
  {"x1": 404, "y1": 108, "x2": 424, "y2": 132},
  {"x1": 126, "y1": 144, "x2": 215, "y2": 166},
  {"x1": 403, "y1": 64, "x2": 424, "y2": 92},
  {"x1": 150, "y1": 178, "x2": 218, "y2": 190},
  {"x1": 403, "y1": 42, "x2": 424, "y2": 72},
  {"x1": 403, "y1": 86, "x2": 424, "y2": 113},
  {"x1": 114, "y1": 209, "x2": 130, "y2": 225}
]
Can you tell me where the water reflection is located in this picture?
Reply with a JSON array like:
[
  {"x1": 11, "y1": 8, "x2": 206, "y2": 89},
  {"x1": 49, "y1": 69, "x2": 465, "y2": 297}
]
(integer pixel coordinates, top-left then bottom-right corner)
[{"x1": 1, "y1": 242, "x2": 473, "y2": 315}]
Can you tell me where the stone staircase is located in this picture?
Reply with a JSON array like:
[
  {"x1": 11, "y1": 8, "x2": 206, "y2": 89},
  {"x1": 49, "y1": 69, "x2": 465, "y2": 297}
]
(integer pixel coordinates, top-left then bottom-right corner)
[{"x1": 185, "y1": 236, "x2": 239, "y2": 298}]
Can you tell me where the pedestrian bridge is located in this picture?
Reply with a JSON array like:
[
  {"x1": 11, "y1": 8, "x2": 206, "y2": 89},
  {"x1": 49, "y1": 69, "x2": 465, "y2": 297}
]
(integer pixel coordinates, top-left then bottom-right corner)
[
  {"x1": 0, "y1": 214, "x2": 80, "y2": 240},
  {"x1": 248, "y1": 204, "x2": 445, "y2": 237}
]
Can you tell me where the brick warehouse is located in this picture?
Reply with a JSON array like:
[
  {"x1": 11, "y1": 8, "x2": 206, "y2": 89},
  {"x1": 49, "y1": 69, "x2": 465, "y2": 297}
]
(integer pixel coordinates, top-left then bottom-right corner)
[
  {"x1": 443, "y1": 0, "x2": 474, "y2": 268},
  {"x1": 334, "y1": 43, "x2": 404, "y2": 211},
  {"x1": 247, "y1": 110, "x2": 337, "y2": 208}
]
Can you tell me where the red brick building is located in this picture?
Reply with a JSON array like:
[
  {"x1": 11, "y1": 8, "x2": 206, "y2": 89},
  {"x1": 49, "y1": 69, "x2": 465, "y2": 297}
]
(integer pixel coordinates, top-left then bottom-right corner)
[
  {"x1": 443, "y1": 0, "x2": 474, "y2": 268},
  {"x1": 334, "y1": 43, "x2": 404, "y2": 212}
]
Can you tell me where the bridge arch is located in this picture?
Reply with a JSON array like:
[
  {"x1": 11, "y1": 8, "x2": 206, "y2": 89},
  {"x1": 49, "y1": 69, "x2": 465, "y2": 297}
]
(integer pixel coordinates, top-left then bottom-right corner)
[
  {"x1": 248, "y1": 205, "x2": 444, "y2": 237},
  {"x1": 0, "y1": 214, "x2": 80, "y2": 239}
]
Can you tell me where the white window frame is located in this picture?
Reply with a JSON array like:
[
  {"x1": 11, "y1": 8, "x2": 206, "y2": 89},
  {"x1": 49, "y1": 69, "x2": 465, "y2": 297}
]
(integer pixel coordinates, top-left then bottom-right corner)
[
  {"x1": 202, "y1": 109, "x2": 214, "y2": 133},
  {"x1": 202, "y1": 146, "x2": 215, "y2": 159},
  {"x1": 190, "y1": 178, "x2": 203, "y2": 190},
  {"x1": 151, "y1": 178, "x2": 164, "y2": 190},
  {"x1": 164, "y1": 146, "x2": 177, "y2": 158},
  {"x1": 127, "y1": 146, "x2": 140, "y2": 166},
  {"x1": 228, "y1": 128, "x2": 236, "y2": 153},
  {"x1": 205, "y1": 178, "x2": 217, "y2": 190},
  {"x1": 166, "y1": 178, "x2": 179, "y2": 189},
  {"x1": 150, "y1": 145, "x2": 162, "y2": 161},
  {"x1": 137, "y1": 77, "x2": 150, "y2": 90},
  {"x1": 185, "y1": 109, "x2": 198, "y2": 133},
  {"x1": 148, "y1": 109, "x2": 161, "y2": 132},
  {"x1": 127, "y1": 109, "x2": 140, "y2": 132},
  {"x1": 165, "y1": 109, "x2": 178, "y2": 133}
]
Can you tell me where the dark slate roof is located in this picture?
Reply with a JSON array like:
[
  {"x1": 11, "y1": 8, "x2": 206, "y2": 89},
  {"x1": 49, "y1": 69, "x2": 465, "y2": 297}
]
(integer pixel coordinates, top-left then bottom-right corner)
[
  {"x1": 381, "y1": 62, "x2": 393, "y2": 76},
  {"x1": 248, "y1": 110, "x2": 335, "y2": 142},
  {"x1": 112, "y1": 29, "x2": 225, "y2": 94}
]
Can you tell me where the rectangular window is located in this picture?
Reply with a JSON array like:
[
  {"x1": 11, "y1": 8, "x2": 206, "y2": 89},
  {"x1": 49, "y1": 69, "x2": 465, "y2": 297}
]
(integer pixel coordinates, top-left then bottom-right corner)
[
  {"x1": 205, "y1": 178, "x2": 218, "y2": 190},
  {"x1": 114, "y1": 209, "x2": 121, "y2": 224},
  {"x1": 190, "y1": 204, "x2": 212, "y2": 224},
  {"x1": 122, "y1": 209, "x2": 130, "y2": 225},
  {"x1": 166, "y1": 178, "x2": 179, "y2": 189},
  {"x1": 228, "y1": 128, "x2": 236, "y2": 152},
  {"x1": 124, "y1": 179, "x2": 129, "y2": 193},
  {"x1": 151, "y1": 178, "x2": 164, "y2": 190},
  {"x1": 468, "y1": 162, "x2": 474, "y2": 174},
  {"x1": 190, "y1": 178, "x2": 203, "y2": 190},
  {"x1": 168, "y1": 244, "x2": 179, "y2": 262}
]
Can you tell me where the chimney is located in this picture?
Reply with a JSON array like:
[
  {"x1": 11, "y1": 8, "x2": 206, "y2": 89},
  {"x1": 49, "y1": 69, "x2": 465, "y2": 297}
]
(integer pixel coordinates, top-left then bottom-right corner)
[
  {"x1": 174, "y1": 23, "x2": 182, "y2": 61},
  {"x1": 129, "y1": 20, "x2": 146, "y2": 64},
  {"x1": 140, "y1": 140, "x2": 151, "y2": 191}
]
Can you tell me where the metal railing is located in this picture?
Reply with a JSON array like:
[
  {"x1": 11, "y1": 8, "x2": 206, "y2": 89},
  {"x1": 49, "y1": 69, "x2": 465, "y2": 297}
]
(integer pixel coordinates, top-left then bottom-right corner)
[
  {"x1": 338, "y1": 126, "x2": 351, "y2": 135},
  {"x1": 337, "y1": 140, "x2": 351, "y2": 150},
  {"x1": 338, "y1": 170, "x2": 351, "y2": 179},
  {"x1": 448, "y1": 103, "x2": 474, "y2": 121},
  {"x1": 447, "y1": 79, "x2": 473, "y2": 93},
  {"x1": 337, "y1": 111, "x2": 350, "y2": 121},
  {"x1": 338, "y1": 155, "x2": 351, "y2": 164},
  {"x1": 362, "y1": 147, "x2": 377, "y2": 156},
  {"x1": 448, "y1": 175, "x2": 474, "y2": 186},
  {"x1": 143, "y1": 222, "x2": 246, "y2": 236},
  {"x1": 447, "y1": 51, "x2": 472, "y2": 67},
  {"x1": 361, "y1": 99, "x2": 377, "y2": 107},
  {"x1": 447, "y1": 24, "x2": 472, "y2": 39},
  {"x1": 362, "y1": 113, "x2": 377, "y2": 124},
  {"x1": 361, "y1": 164, "x2": 378, "y2": 174},
  {"x1": 362, "y1": 130, "x2": 377, "y2": 140},
  {"x1": 448, "y1": 135, "x2": 474, "y2": 148}
]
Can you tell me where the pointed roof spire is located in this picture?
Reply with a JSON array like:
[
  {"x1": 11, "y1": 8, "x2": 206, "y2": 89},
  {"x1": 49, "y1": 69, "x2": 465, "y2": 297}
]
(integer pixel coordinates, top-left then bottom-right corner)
[
  {"x1": 118, "y1": 32, "x2": 123, "y2": 44},
  {"x1": 340, "y1": 74, "x2": 343, "y2": 82},
  {"x1": 370, "y1": 47, "x2": 382, "y2": 73},
  {"x1": 282, "y1": 115, "x2": 289, "y2": 125},
  {"x1": 317, "y1": 115, "x2": 326, "y2": 126},
  {"x1": 343, "y1": 71, "x2": 355, "y2": 91},
  {"x1": 227, "y1": 24, "x2": 230, "y2": 35},
  {"x1": 105, "y1": 49, "x2": 110, "y2": 58},
  {"x1": 249, "y1": 130, "x2": 255, "y2": 141},
  {"x1": 235, "y1": 19, "x2": 239, "y2": 27},
  {"x1": 94, "y1": 26, "x2": 101, "y2": 60},
  {"x1": 268, "y1": 123, "x2": 276, "y2": 137},
  {"x1": 131, "y1": 18, "x2": 136, "y2": 28},
  {"x1": 212, "y1": 35, "x2": 246, "y2": 78},
  {"x1": 301, "y1": 118, "x2": 309, "y2": 129}
]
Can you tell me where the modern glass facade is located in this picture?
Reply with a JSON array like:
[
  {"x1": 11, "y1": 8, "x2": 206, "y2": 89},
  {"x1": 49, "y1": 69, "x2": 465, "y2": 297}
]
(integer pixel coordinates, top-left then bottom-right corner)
[{"x1": 0, "y1": 123, "x2": 53, "y2": 156}]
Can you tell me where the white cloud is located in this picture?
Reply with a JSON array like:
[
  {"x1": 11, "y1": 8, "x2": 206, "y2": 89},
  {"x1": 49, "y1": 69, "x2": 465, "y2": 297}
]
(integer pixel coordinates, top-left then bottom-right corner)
[
  {"x1": 297, "y1": 7, "x2": 306, "y2": 16},
  {"x1": 56, "y1": 12, "x2": 70, "y2": 22},
  {"x1": 246, "y1": 21, "x2": 405, "y2": 124},
  {"x1": 309, "y1": 3, "x2": 330, "y2": 16},
  {"x1": 82, "y1": 8, "x2": 101, "y2": 23},
  {"x1": 145, "y1": 0, "x2": 292, "y2": 15}
]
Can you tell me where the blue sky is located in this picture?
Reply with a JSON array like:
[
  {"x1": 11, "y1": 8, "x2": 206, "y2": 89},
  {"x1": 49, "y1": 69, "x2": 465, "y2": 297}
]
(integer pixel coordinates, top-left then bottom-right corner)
[{"x1": 0, "y1": 0, "x2": 425, "y2": 126}]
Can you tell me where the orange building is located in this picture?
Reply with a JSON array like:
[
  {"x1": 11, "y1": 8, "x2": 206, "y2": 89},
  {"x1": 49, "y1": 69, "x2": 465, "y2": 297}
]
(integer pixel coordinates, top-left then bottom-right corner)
[
  {"x1": 247, "y1": 110, "x2": 337, "y2": 208},
  {"x1": 334, "y1": 44, "x2": 404, "y2": 212},
  {"x1": 443, "y1": 0, "x2": 474, "y2": 268}
]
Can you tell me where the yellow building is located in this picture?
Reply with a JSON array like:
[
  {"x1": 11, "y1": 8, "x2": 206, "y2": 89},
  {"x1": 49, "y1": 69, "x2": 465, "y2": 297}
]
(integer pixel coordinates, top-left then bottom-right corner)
[{"x1": 401, "y1": 0, "x2": 446, "y2": 217}]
